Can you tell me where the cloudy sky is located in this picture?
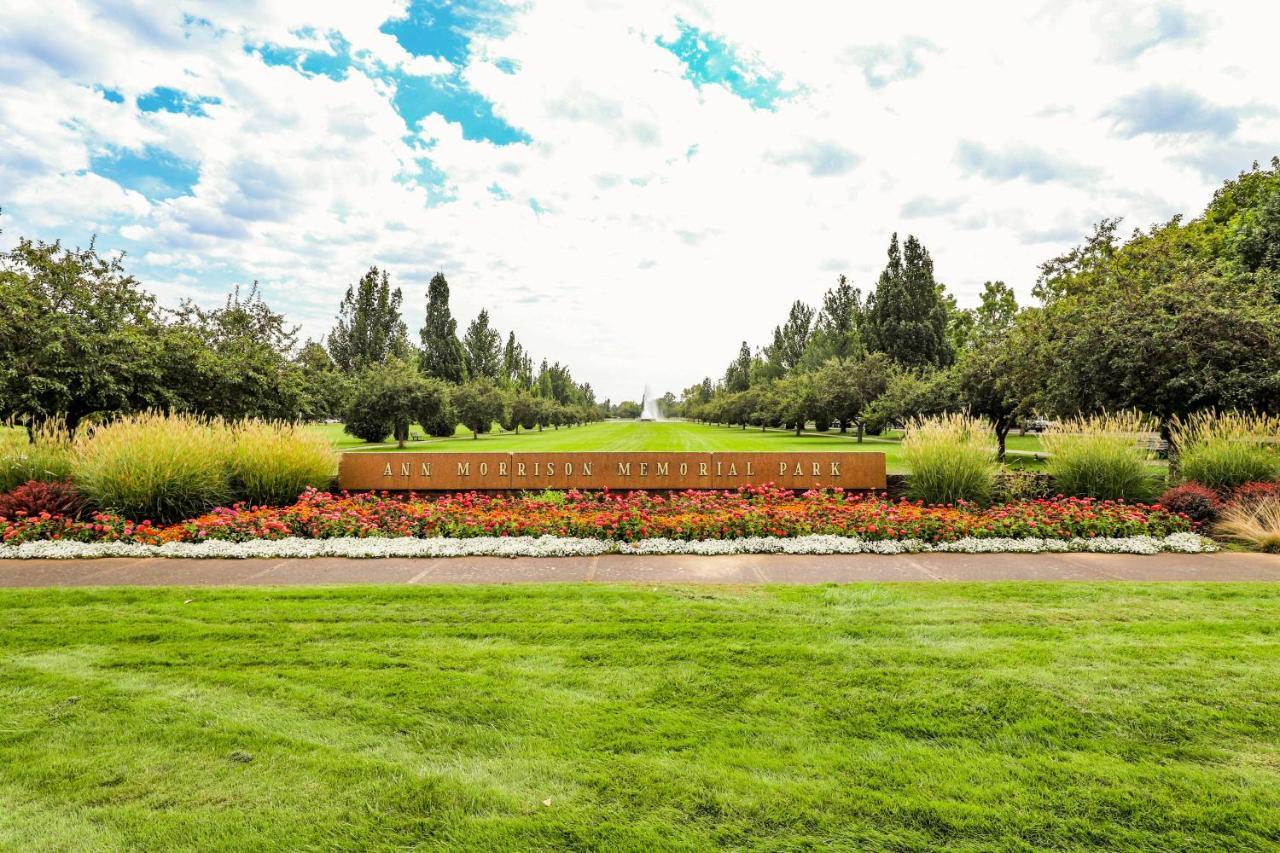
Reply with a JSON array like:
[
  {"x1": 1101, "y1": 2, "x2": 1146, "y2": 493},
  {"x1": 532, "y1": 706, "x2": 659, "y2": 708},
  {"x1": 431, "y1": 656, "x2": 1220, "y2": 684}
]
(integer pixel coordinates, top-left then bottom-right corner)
[{"x1": 2, "y1": 1, "x2": 1277, "y2": 401}]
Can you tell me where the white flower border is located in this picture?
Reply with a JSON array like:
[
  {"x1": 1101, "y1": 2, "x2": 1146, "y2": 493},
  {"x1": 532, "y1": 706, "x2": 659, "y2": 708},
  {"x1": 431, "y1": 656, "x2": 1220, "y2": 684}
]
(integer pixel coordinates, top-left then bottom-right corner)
[{"x1": 0, "y1": 532, "x2": 1216, "y2": 560}]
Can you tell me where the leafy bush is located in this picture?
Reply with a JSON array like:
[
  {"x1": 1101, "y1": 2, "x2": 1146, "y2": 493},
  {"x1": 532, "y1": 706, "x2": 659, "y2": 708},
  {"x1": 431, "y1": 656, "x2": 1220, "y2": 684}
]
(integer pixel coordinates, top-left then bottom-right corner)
[
  {"x1": 0, "y1": 480, "x2": 87, "y2": 520},
  {"x1": 992, "y1": 469, "x2": 1052, "y2": 502},
  {"x1": 902, "y1": 414, "x2": 996, "y2": 504},
  {"x1": 1042, "y1": 411, "x2": 1161, "y2": 501},
  {"x1": 227, "y1": 419, "x2": 335, "y2": 507},
  {"x1": 0, "y1": 421, "x2": 74, "y2": 493},
  {"x1": 1172, "y1": 411, "x2": 1280, "y2": 492},
  {"x1": 1231, "y1": 481, "x2": 1280, "y2": 508},
  {"x1": 1158, "y1": 483, "x2": 1222, "y2": 526},
  {"x1": 1217, "y1": 501, "x2": 1280, "y2": 552},
  {"x1": 74, "y1": 412, "x2": 231, "y2": 523}
]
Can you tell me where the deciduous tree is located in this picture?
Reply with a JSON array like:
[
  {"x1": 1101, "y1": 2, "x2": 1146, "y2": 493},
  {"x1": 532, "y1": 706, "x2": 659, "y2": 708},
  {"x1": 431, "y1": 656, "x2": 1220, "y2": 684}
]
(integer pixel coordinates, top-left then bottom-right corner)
[
  {"x1": 451, "y1": 379, "x2": 506, "y2": 439},
  {"x1": 327, "y1": 266, "x2": 408, "y2": 373}
]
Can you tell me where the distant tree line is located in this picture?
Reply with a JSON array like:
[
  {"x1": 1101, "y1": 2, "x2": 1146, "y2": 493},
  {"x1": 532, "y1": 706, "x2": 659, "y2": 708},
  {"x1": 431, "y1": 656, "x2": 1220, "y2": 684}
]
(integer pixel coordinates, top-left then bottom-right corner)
[
  {"x1": 0, "y1": 236, "x2": 606, "y2": 443},
  {"x1": 677, "y1": 158, "x2": 1280, "y2": 460},
  {"x1": 318, "y1": 267, "x2": 604, "y2": 444}
]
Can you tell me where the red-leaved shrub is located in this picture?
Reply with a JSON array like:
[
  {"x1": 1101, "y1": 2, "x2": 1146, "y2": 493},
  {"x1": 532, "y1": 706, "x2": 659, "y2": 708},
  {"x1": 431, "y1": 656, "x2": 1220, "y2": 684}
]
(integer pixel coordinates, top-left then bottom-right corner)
[
  {"x1": 1158, "y1": 483, "x2": 1223, "y2": 526},
  {"x1": 0, "y1": 480, "x2": 87, "y2": 520},
  {"x1": 1231, "y1": 481, "x2": 1280, "y2": 509}
]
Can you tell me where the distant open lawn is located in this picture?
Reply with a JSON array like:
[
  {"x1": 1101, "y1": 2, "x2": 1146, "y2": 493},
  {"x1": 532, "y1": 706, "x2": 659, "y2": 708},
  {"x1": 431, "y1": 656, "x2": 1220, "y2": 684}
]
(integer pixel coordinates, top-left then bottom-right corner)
[
  {"x1": 311, "y1": 420, "x2": 1048, "y2": 474},
  {"x1": 1, "y1": 584, "x2": 1277, "y2": 849}
]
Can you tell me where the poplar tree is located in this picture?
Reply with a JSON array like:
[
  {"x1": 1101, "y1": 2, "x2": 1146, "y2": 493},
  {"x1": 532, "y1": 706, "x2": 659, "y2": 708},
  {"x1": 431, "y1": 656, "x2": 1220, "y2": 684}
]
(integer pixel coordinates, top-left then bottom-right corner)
[
  {"x1": 501, "y1": 331, "x2": 526, "y2": 387},
  {"x1": 418, "y1": 272, "x2": 466, "y2": 383},
  {"x1": 863, "y1": 233, "x2": 951, "y2": 368},
  {"x1": 803, "y1": 274, "x2": 864, "y2": 366},
  {"x1": 327, "y1": 266, "x2": 409, "y2": 373},
  {"x1": 463, "y1": 309, "x2": 502, "y2": 380},
  {"x1": 764, "y1": 300, "x2": 815, "y2": 375},
  {"x1": 724, "y1": 341, "x2": 752, "y2": 392}
]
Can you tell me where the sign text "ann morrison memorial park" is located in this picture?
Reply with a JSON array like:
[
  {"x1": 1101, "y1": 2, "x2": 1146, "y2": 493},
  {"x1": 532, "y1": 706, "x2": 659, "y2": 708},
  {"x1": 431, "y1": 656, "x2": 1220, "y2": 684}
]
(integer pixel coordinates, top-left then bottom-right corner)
[{"x1": 339, "y1": 452, "x2": 888, "y2": 491}]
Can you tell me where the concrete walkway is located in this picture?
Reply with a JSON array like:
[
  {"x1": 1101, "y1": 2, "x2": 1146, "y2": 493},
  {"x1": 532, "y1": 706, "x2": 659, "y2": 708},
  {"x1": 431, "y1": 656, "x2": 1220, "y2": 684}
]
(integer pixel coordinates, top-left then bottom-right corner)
[{"x1": 1, "y1": 552, "x2": 1279, "y2": 586}]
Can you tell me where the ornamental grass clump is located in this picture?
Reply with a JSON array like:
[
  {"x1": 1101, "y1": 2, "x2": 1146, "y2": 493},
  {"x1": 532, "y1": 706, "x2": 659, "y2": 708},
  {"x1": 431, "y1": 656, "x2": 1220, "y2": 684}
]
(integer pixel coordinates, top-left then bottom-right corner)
[
  {"x1": 1216, "y1": 500, "x2": 1280, "y2": 553},
  {"x1": 226, "y1": 419, "x2": 336, "y2": 507},
  {"x1": 1172, "y1": 410, "x2": 1280, "y2": 492},
  {"x1": 74, "y1": 412, "x2": 231, "y2": 524},
  {"x1": 0, "y1": 420, "x2": 74, "y2": 493},
  {"x1": 1042, "y1": 411, "x2": 1160, "y2": 502},
  {"x1": 902, "y1": 414, "x2": 996, "y2": 504}
]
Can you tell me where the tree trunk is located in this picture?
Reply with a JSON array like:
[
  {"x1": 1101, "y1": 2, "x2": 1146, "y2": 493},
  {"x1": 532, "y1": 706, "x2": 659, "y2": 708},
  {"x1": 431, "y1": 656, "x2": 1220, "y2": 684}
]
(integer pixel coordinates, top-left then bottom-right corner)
[
  {"x1": 1162, "y1": 419, "x2": 1180, "y2": 480},
  {"x1": 996, "y1": 423, "x2": 1009, "y2": 462},
  {"x1": 795, "y1": 421, "x2": 802, "y2": 436},
  {"x1": 840, "y1": 421, "x2": 848, "y2": 434},
  {"x1": 857, "y1": 421, "x2": 864, "y2": 443}
]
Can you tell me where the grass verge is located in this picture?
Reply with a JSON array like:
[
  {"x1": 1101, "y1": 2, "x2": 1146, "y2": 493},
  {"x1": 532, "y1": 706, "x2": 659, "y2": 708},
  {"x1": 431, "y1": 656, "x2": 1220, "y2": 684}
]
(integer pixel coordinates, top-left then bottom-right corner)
[
  {"x1": 0, "y1": 584, "x2": 1276, "y2": 850},
  {"x1": 310, "y1": 420, "x2": 1049, "y2": 475}
]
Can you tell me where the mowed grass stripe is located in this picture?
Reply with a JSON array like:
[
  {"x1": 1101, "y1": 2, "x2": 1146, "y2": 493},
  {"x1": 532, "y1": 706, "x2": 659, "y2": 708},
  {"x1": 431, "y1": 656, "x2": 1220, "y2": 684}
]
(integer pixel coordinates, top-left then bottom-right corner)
[{"x1": 0, "y1": 584, "x2": 1277, "y2": 850}]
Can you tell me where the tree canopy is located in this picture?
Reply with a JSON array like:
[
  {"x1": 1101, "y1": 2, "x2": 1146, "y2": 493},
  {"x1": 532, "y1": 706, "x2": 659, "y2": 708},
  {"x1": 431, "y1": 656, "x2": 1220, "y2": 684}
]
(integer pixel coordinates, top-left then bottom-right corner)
[
  {"x1": 327, "y1": 266, "x2": 408, "y2": 373},
  {"x1": 419, "y1": 272, "x2": 467, "y2": 383}
]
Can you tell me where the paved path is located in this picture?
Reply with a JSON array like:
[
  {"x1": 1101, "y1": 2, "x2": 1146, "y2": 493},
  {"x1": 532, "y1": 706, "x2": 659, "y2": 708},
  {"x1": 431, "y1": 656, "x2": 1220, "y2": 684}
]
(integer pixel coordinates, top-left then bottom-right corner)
[{"x1": 1, "y1": 552, "x2": 1278, "y2": 586}]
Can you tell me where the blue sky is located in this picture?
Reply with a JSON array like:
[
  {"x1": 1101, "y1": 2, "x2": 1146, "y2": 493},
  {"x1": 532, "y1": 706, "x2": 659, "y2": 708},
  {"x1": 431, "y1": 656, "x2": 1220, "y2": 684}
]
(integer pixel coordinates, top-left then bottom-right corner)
[{"x1": 0, "y1": 0, "x2": 1277, "y2": 399}]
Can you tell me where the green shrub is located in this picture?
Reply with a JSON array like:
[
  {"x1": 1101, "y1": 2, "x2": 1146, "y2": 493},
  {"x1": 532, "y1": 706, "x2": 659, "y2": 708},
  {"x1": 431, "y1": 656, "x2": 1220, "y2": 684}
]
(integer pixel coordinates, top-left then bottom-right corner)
[
  {"x1": 227, "y1": 419, "x2": 336, "y2": 506},
  {"x1": 74, "y1": 412, "x2": 231, "y2": 523},
  {"x1": 992, "y1": 468, "x2": 1052, "y2": 502},
  {"x1": 1042, "y1": 411, "x2": 1160, "y2": 501},
  {"x1": 902, "y1": 414, "x2": 996, "y2": 504},
  {"x1": 0, "y1": 421, "x2": 74, "y2": 493},
  {"x1": 1173, "y1": 411, "x2": 1280, "y2": 492}
]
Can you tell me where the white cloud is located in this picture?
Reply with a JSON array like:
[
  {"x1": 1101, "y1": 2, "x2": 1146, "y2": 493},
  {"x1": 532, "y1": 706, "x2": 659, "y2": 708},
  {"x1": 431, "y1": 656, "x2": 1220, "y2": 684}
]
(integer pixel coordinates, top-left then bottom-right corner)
[{"x1": 1, "y1": 0, "x2": 1278, "y2": 402}]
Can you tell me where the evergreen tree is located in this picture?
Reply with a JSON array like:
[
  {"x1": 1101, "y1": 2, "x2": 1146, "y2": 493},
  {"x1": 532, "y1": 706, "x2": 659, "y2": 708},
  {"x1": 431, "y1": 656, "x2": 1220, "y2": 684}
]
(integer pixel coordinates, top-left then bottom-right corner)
[
  {"x1": 724, "y1": 341, "x2": 752, "y2": 392},
  {"x1": 462, "y1": 309, "x2": 502, "y2": 380},
  {"x1": 327, "y1": 266, "x2": 408, "y2": 373},
  {"x1": 864, "y1": 233, "x2": 951, "y2": 368},
  {"x1": 418, "y1": 272, "x2": 466, "y2": 383}
]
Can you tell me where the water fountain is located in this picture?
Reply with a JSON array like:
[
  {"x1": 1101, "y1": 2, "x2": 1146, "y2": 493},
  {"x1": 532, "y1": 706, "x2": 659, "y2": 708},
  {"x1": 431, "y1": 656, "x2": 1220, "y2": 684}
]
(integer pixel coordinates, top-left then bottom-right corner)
[{"x1": 639, "y1": 385, "x2": 663, "y2": 421}]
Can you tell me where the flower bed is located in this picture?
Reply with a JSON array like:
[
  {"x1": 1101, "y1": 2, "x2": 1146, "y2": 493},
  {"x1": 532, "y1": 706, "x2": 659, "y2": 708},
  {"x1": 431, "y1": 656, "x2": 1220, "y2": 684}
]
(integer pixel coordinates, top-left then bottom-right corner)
[
  {"x1": 0, "y1": 532, "x2": 1215, "y2": 560},
  {"x1": 0, "y1": 485, "x2": 1210, "y2": 557}
]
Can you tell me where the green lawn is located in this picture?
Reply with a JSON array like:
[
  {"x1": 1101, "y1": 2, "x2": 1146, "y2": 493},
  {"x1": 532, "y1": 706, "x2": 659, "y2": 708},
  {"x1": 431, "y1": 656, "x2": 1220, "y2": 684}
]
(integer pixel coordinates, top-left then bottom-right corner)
[
  {"x1": 0, "y1": 584, "x2": 1276, "y2": 849},
  {"x1": 312, "y1": 420, "x2": 1047, "y2": 474}
]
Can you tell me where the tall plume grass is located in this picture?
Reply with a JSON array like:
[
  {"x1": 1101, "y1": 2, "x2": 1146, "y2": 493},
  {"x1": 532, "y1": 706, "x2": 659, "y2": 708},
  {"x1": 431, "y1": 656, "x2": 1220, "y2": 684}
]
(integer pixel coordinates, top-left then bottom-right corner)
[
  {"x1": 74, "y1": 412, "x2": 232, "y2": 523},
  {"x1": 902, "y1": 413, "x2": 996, "y2": 504},
  {"x1": 1172, "y1": 410, "x2": 1280, "y2": 492},
  {"x1": 227, "y1": 419, "x2": 335, "y2": 507},
  {"x1": 0, "y1": 419, "x2": 75, "y2": 493},
  {"x1": 1042, "y1": 411, "x2": 1160, "y2": 502}
]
